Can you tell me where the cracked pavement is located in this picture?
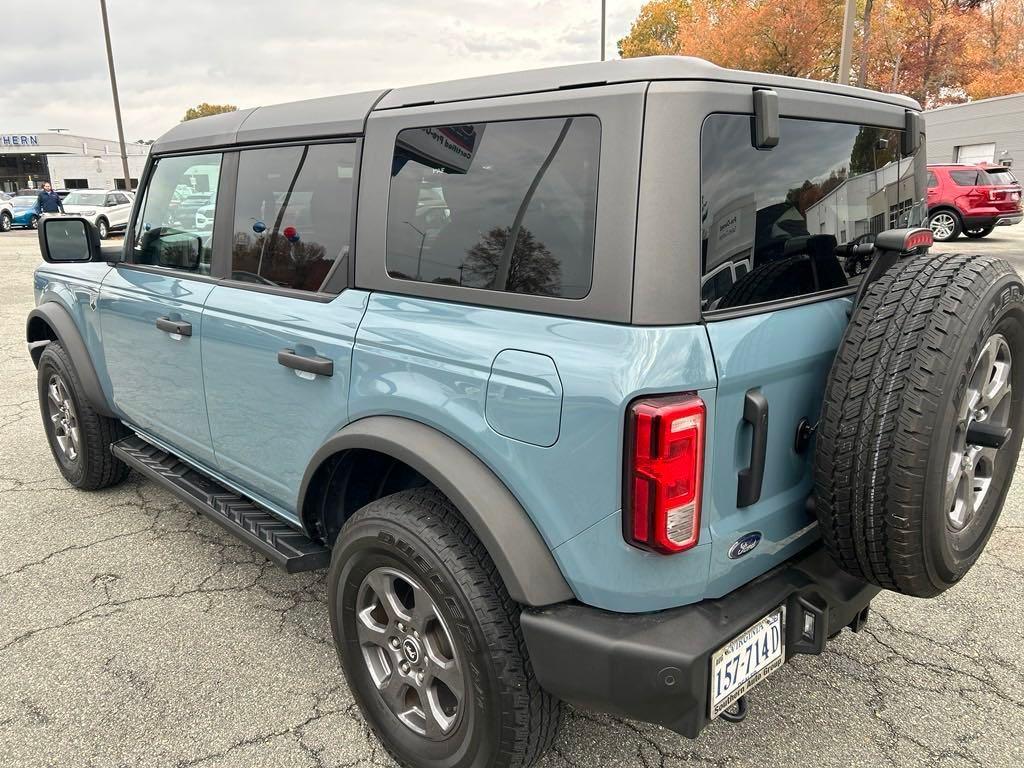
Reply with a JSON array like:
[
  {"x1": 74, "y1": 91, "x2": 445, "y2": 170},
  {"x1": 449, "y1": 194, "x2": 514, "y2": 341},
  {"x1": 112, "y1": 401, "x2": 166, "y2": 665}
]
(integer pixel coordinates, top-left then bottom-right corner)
[{"x1": 2, "y1": 228, "x2": 1024, "y2": 767}]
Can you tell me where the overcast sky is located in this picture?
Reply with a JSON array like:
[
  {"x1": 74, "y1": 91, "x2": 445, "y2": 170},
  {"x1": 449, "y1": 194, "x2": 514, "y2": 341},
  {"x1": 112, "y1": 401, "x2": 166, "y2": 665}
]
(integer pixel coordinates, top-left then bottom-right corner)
[{"x1": 1, "y1": 0, "x2": 645, "y2": 142}]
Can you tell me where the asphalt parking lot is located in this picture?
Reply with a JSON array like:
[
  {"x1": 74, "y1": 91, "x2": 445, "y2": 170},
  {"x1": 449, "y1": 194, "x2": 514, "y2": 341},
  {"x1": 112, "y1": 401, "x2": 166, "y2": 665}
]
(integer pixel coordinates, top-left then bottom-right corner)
[{"x1": 1, "y1": 226, "x2": 1023, "y2": 768}]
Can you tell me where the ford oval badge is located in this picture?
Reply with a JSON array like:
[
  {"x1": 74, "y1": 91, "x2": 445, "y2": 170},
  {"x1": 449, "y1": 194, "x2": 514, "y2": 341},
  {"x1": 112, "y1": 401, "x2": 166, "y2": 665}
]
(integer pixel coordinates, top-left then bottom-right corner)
[{"x1": 728, "y1": 532, "x2": 762, "y2": 559}]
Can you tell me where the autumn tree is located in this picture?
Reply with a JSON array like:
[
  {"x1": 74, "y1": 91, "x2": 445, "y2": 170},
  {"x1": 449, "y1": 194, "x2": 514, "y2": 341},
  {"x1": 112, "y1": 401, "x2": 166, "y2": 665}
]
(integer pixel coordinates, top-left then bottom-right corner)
[
  {"x1": 182, "y1": 103, "x2": 238, "y2": 122},
  {"x1": 620, "y1": 0, "x2": 1024, "y2": 106}
]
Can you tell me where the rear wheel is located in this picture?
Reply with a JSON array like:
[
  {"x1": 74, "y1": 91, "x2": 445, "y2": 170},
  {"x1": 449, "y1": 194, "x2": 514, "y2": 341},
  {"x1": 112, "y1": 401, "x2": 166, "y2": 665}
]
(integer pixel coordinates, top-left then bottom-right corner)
[
  {"x1": 0, "y1": 210, "x2": 11, "y2": 232},
  {"x1": 815, "y1": 254, "x2": 1024, "y2": 597},
  {"x1": 329, "y1": 488, "x2": 560, "y2": 768},
  {"x1": 929, "y1": 210, "x2": 961, "y2": 241},
  {"x1": 964, "y1": 225, "x2": 994, "y2": 239}
]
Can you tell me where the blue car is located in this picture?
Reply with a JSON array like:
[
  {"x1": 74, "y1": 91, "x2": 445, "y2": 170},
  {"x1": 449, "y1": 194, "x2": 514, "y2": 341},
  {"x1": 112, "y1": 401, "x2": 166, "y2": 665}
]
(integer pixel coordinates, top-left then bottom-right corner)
[
  {"x1": 9, "y1": 195, "x2": 41, "y2": 229},
  {"x1": 25, "y1": 57, "x2": 1024, "y2": 768}
]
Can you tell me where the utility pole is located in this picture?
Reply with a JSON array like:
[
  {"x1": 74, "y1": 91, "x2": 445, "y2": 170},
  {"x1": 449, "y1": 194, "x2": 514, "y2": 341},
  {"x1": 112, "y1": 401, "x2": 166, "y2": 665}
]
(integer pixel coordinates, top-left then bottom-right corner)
[
  {"x1": 600, "y1": 0, "x2": 606, "y2": 61},
  {"x1": 838, "y1": 0, "x2": 856, "y2": 85},
  {"x1": 99, "y1": 0, "x2": 132, "y2": 190}
]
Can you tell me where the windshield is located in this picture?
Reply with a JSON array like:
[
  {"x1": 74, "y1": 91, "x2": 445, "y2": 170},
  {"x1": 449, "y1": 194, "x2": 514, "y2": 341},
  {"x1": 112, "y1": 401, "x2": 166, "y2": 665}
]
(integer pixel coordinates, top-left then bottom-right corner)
[
  {"x1": 12, "y1": 196, "x2": 37, "y2": 206},
  {"x1": 63, "y1": 193, "x2": 107, "y2": 206},
  {"x1": 700, "y1": 115, "x2": 925, "y2": 312}
]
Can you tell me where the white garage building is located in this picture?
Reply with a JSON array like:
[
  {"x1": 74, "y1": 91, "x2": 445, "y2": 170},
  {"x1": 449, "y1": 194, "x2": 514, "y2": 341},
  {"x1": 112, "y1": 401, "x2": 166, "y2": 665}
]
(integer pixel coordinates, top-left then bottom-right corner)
[{"x1": 925, "y1": 93, "x2": 1023, "y2": 167}]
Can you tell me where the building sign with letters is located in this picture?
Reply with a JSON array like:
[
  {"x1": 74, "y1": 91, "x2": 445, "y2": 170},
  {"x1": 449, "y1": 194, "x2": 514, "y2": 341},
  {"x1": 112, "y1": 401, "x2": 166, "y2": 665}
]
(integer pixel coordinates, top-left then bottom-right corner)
[{"x1": 1, "y1": 135, "x2": 40, "y2": 146}]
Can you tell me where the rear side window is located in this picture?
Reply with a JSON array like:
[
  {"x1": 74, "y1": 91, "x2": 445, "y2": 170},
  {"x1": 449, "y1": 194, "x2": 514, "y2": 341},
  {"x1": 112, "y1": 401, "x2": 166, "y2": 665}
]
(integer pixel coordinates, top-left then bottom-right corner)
[
  {"x1": 231, "y1": 143, "x2": 356, "y2": 292},
  {"x1": 386, "y1": 116, "x2": 600, "y2": 299},
  {"x1": 700, "y1": 115, "x2": 924, "y2": 312},
  {"x1": 927, "y1": 171, "x2": 938, "y2": 188},
  {"x1": 949, "y1": 169, "x2": 990, "y2": 186}
]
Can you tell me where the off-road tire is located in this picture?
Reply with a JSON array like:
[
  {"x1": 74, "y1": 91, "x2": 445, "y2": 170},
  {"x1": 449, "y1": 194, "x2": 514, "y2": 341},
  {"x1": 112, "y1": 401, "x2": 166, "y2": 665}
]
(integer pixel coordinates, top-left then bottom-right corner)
[
  {"x1": 814, "y1": 253, "x2": 1024, "y2": 597},
  {"x1": 328, "y1": 488, "x2": 561, "y2": 768},
  {"x1": 37, "y1": 343, "x2": 130, "y2": 490}
]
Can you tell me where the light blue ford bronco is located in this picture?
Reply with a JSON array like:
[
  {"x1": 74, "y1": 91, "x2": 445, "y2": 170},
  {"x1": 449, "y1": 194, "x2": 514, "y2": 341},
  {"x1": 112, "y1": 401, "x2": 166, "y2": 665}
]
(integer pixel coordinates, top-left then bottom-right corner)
[{"x1": 28, "y1": 57, "x2": 1024, "y2": 768}]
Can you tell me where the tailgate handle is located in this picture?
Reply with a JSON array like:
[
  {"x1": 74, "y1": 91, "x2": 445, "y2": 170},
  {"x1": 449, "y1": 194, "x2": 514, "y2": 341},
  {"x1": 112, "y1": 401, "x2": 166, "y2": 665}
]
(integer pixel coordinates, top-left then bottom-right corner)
[{"x1": 737, "y1": 388, "x2": 769, "y2": 508}]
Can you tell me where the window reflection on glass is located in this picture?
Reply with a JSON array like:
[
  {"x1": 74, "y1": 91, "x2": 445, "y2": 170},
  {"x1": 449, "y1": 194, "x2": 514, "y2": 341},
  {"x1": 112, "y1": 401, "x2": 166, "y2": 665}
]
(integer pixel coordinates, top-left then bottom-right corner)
[
  {"x1": 700, "y1": 116, "x2": 925, "y2": 311},
  {"x1": 386, "y1": 116, "x2": 601, "y2": 299},
  {"x1": 132, "y1": 153, "x2": 221, "y2": 274},
  {"x1": 230, "y1": 143, "x2": 356, "y2": 292}
]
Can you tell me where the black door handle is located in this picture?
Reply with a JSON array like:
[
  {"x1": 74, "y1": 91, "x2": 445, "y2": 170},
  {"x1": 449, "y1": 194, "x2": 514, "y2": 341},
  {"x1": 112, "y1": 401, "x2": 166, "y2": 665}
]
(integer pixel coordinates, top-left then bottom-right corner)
[
  {"x1": 278, "y1": 348, "x2": 333, "y2": 377},
  {"x1": 737, "y1": 388, "x2": 769, "y2": 508},
  {"x1": 156, "y1": 316, "x2": 192, "y2": 336}
]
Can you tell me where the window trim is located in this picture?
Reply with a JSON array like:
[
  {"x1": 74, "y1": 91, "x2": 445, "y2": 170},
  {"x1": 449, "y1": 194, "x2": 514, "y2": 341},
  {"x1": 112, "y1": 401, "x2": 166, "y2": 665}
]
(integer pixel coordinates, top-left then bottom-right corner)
[
  {"x1": 697, "y1": 111, "x2": 923, "y2": 321},
  {"x1": 354, "y1": 84, "x2": 646, "y2": 324}
]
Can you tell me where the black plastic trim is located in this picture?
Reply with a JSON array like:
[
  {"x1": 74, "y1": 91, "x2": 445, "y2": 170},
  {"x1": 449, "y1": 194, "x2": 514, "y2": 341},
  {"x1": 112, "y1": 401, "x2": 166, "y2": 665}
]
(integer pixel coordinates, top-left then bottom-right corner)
[
  {"x1": 155, "y1": 317, "x2": 192, "y2": 336},
  {"x1": 278, "y1": 348, "x2": 334, "y2": 377},
  {"x1": 298, "y1": 416, "x2": 574, "y2": 606},
  {"x1": 520, "y1": 544, "x2": 879, "y2": 738},
  {"x1": 737, "y1": 388, "x2": 768, "y2": 507},
  {"x1": 26, "y1": 303, "x2": 116, "y2": 417}
]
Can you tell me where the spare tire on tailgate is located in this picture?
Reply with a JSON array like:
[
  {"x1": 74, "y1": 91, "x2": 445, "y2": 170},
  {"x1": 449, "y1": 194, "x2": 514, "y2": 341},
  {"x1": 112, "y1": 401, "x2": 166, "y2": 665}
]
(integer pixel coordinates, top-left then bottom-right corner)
[{"x1": 814, "y1": 253, "x2": 1024, "y2": 597}]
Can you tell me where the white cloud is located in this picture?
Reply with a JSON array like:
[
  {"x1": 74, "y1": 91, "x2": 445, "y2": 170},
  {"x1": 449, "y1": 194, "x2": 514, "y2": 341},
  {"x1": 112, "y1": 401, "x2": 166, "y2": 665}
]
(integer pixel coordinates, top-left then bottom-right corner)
[{"x1": 0, "y1": 0, "x2": 645, "y2": 141}]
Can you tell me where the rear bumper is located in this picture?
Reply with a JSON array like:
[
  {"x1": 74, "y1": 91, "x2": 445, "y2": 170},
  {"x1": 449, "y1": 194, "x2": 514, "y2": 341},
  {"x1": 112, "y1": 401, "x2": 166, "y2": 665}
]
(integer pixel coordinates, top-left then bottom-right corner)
[
  {"x1": 520, "y1": 544, "x2": 878, "y2": 738},
  {"x1": 963, "y1": 212, "x2": 1023, "y2": 228}
]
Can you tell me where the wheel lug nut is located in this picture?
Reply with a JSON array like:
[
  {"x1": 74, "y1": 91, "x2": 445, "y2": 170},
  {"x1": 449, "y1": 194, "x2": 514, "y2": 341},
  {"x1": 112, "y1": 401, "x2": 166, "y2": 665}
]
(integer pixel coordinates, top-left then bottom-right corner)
[
  {"x1": 400, "y1": 661, "x2": 410, "y2": 674},
  {"x1": 389, "y1": 637, "x2": 399, "y2": 649},
  {"x1": 397, "y1": 622, "x2": 406, "y2": 633},
  {"x1": 417, "y1": 672, "x2": 424, "y2": 683}
]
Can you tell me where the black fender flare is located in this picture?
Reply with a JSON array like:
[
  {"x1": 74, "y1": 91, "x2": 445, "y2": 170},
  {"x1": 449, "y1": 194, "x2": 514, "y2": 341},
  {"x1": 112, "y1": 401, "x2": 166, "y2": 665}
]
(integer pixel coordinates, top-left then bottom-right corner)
[
  {"x1": 299, "y1": 416, "x2": 575, "y2": 607},
  {"x1": 26, "y1": 303, "x2": 116, "y2": 418}
]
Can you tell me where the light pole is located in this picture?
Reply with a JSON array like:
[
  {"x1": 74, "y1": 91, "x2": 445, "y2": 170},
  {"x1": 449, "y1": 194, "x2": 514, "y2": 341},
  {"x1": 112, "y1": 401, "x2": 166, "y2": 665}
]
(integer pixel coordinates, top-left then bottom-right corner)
[
  {"x1": 404, "y1": 221, "x2": 427, "y2": 280},
  {"x1": 838, "y1": 0, "x2": 855, "y2": 85},
  {"x1": 99, "y1": 0, "x2": 132, "y2": 190},
  {"x1": 600, "y1": 0, "x2": 606, "y2": 61}
]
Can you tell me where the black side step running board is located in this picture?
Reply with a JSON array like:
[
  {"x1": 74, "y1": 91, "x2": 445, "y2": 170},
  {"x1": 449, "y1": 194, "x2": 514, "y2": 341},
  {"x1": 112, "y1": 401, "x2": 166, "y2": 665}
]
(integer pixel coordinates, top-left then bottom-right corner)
[{"x1": 111, "y1": 435, "x2": 330, "y2": 573}]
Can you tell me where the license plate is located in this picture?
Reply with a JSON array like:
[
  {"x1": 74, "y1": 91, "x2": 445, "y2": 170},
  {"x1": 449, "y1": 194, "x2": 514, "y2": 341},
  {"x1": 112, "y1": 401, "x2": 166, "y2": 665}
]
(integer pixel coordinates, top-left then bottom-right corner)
[{"x1": 709, "y1": 606, "x2": 785, "y2": 718}]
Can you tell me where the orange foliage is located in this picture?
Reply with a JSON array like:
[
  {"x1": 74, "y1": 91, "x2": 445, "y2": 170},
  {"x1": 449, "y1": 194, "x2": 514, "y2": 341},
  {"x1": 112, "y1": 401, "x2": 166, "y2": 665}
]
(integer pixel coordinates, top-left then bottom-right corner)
[{"x1": 618, "y1": 0, "x2": 1024, "y2": 106}]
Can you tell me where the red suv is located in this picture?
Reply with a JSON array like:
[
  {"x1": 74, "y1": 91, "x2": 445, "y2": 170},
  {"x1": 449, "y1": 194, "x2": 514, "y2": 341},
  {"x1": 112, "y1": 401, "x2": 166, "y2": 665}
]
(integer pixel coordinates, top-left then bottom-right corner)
[{"x1": 927, "y1": 164, "x2": 1023, "y2": 241}]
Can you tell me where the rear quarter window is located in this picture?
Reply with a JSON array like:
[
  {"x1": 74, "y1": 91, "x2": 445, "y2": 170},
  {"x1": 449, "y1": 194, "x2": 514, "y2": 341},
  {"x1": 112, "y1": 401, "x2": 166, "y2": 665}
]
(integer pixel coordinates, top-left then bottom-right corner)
[{"x1": 385, "y1": 116, "x2": 600, "y2": 299}]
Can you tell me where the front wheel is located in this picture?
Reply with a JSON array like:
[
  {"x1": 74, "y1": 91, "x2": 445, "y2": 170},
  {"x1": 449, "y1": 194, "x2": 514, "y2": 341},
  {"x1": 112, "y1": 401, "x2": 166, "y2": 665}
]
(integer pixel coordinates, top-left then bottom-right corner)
[
  {"x1": 96, "y1": 218, "x2": 109, "y2": 240},
  {"x1": 964, "y1": 225, "x2": 994, "y2": 239},
  {"x1": 29, "y1": 214, "x2": 39, "y2": 230},
  {"x1": 329, "y1": 488, "x2": 560, "y2": 768},
  {"x1": 37, "y1": 343, "x2": 130, "y2": 490},
  {"x1": 929, "y1": 210, "x2": 962, "y2": 241}
]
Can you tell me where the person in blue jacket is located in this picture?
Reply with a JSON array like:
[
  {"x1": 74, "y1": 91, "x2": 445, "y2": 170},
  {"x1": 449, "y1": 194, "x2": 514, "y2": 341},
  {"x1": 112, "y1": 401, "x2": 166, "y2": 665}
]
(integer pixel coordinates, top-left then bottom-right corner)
[{"x1": 36, "y1": 183, "x2": 65, "y2": 215}]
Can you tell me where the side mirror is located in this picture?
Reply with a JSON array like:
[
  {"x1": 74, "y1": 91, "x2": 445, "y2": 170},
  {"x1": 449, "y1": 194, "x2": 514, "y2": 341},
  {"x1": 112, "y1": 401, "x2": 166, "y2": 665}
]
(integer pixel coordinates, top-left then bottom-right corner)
[{"x1": 38, "y1": 216, "x2": 100, "y2": 264}]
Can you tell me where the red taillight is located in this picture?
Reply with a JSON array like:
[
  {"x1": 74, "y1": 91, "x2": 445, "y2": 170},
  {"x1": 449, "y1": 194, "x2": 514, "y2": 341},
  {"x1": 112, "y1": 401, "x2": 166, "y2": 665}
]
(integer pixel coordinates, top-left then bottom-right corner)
[{"x1": 624, "y1": 394, "x2": 705, "y2": 554}]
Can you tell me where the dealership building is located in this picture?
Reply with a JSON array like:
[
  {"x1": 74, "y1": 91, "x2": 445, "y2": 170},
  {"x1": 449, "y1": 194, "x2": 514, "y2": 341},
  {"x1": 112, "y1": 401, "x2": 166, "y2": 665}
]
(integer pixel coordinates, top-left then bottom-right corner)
[
  {"x1": 0, "y1": 131, "x2": 149, "y2": 194},
  {"x1": 925, "y1": 93, "x2": 1023, "y2": 167}
]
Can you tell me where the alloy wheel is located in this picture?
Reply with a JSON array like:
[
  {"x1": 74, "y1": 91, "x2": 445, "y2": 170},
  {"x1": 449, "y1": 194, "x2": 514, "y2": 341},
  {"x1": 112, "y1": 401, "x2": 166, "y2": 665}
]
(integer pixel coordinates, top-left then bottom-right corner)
[
  {"x1": 945, "y1": 334, "x2": 1013, "y2": 532},
  {"x1": 355, "y1": 566, "x2": 465, "y2": 740},
  {"x1": 46, "y1": 374, "x2": 81, "y2": 463},
  {"x1": 930, "y1": 212, "x2": 956, "y2": 241}
]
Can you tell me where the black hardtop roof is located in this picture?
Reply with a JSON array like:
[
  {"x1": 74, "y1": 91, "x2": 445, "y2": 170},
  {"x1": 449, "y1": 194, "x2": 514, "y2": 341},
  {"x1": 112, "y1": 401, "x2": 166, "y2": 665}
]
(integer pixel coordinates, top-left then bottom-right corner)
[{"x1": 151, "y1": 56, "x2": 921, "y2": 155}]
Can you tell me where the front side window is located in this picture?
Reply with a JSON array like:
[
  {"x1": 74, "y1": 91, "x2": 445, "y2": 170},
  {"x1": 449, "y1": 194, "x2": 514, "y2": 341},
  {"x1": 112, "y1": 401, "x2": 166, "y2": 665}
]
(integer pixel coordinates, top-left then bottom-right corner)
[
  {"x1": 386, "y1": 116, "x2": 600, "y2": 299},
  {"x1": 230, "y1": 143, "x2": 357, "y2": 292},
  {"x1": 700, "y1": 115, "x2": 924, "y2": 312},
  {"x1": 132, "y1": 153, "x2": 221, "y2": 274}
]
